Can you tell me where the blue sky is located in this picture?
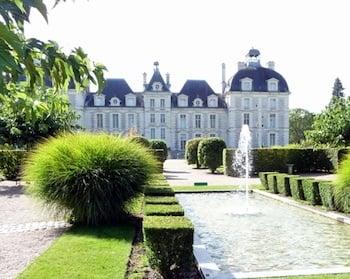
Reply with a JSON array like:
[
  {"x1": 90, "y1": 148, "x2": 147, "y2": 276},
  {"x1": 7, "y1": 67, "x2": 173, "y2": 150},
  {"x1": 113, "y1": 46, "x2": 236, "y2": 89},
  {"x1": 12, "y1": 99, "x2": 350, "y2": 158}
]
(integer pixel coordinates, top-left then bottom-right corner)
[{"x1": 25, "y1": 0, "x2": 350, "y2": 112}]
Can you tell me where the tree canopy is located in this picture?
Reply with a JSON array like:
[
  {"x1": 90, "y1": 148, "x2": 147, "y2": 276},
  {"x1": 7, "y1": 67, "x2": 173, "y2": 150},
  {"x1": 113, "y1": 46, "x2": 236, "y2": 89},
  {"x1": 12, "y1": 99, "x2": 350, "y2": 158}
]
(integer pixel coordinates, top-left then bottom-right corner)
[
  {"x1": 332, "y1": 77, "x2": 345, "y2": 98},
  {"x1": 289, "y1": 108, "x2": 315, "y2": 144}
]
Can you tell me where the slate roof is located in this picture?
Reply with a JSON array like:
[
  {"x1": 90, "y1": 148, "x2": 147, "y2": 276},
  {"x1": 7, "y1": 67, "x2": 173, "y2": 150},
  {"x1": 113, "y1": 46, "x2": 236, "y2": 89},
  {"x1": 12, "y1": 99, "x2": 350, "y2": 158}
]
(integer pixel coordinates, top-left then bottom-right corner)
[
  {"x1": 145, "y1": 69, "x2": 170, "y2": 92},
  {"x1": 173, "y1": 80, "x2": 226, "y2": 108},
  {"x1": 85, "y1": 78, "x2": 143, "y2": 107},
  {"x1": 230, "y1": 66, "x2": 289, "y2": 92}
]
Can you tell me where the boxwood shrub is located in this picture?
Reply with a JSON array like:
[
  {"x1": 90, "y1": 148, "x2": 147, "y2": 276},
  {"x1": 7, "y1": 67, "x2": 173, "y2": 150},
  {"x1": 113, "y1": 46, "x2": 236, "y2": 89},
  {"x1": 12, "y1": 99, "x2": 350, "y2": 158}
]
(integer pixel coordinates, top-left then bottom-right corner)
[
  {"x1": 24, "y1": 133, "x2": 157, "y2": 225},
  {"x1": 144, "y1": 186, "x2": 175, "y2": 197},
  {"x1": 149, "y1": 140, "x2": 168, "y2": 162},
  {"x1": 143, "y1": 216, "x2": 194, "y2": 278},
  {"x1": 319, "y1": 181, "x2": 336, "y2": 210},
  {"x1": 290, "y1": 176, "x2": 306, "y2": 201},
  {"x1": 185, "y1": 138, "x2": 201, "y2": 168},
  {"x1": 267, "y1": 173, "x2": 279, "y2": 194},
  {"x1": 0, "y1": 149, "x2": 26, "y2": 180},
  {"x1": 259, "y1": 172, "x2": 279, "y2": 190},
  {"x1": 145, "y1": 204, "x2": 184, "y2": 216},
  {"x1": 275, "y1": 173, "x2": 295, "y2": 196},
  {"x1": 302, "y1": 179, "x2": 322, "y2": 206},
  {"x1": 198, "y1": 137, "x2": 226, "y2": 173},
  {"x1": 145, "y1": 196, "x2": 179, "y2": 204},
  {"x1": 223, "y1": 148, "x2": 235, "y2": 176}
]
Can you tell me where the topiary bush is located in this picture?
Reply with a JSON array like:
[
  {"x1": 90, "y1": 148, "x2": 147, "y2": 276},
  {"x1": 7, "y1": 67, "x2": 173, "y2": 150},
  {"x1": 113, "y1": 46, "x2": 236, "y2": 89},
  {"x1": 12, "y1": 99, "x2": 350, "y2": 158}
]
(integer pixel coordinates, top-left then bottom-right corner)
[
  {"x1": 267, "y1": 173, "x2": 278, "y2": 194},
  {"x1": 334, "y1": 154, "x2": 350, "y2": 213},
  {"x1": 290, "y1": 176, "x2": 307, "y2": 201},
  {"x1": 198, "y1": 137, "x2": 226, "y2": 173},
  {"x1": 24, "y1": 133, "x2": 157, "y2": 225},
  {"x1": 144, "y1": 186, "x2": 175, "y2": 197},
  {"x1": 319, "y1": 181, "x2": 336, "y2": 210},
  {"x1": 145, "y1": 204, "x2": 184, "y2": 216},
  {"x1": 0, "y1": 147, "x2": 26, "y2": 180},
  {"x1": 258, "y1": 172, "x2": 279, "y2": 190},
  {"x1": 275, "y1": 173, "x2": 295, "y2": 196},
  {"x1": 149, "y1": 140, "x2": 168, "y2": 162},
  {"x1": 145, "y1": 196, "x2": 179, "y2": 204},
  {"x1": 302, "y1": 179, "x2": 322, "y2": 206},
  {"x1": 129, "y1": 135, "x2": 151, "y2": 148},
  {"x1": 185, "y1": 138, "x2": 201, "y2": 168}
]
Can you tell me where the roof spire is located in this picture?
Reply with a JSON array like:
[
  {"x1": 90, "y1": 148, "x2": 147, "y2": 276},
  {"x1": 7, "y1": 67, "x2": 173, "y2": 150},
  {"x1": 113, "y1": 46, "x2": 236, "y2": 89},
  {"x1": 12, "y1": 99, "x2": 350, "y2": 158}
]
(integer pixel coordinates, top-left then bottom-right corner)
[{"x1": 153, "y1": 61, "x2": 159, "y2": 72}]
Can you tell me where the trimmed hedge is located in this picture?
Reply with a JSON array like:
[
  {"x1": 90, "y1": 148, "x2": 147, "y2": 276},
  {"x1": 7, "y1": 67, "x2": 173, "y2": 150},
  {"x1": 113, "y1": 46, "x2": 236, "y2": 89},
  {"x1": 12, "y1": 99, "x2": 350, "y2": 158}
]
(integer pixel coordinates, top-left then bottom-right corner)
[
  {"x1": 149, "y1": 140, "x2": 168, "y2": 162},
  {"x1": 185, "y1": 138, "x2": 201, "y2": 168},
  {"x1": 259, "y1": 172, "x2": 279, "y2": 190},
  {"x1": 145, "y1": 204, "x2": 184, "y2": 216},
  {"x1": 319, "y1": 181, "x2": 336, "y2": 210},
  {"x1": 267, "y1": 173, "x2": 278, "y2": 194},
  {"x1": 198, "y1": 137, "x2": 226, "y2": 173},
  {"x1": 144, "y1": 186, "x2": 175, "y2": 197},
  {"x1": 143, "y1": 216, "x2": 194, "y2": 278},
  {"x1": 0, "y1": 149, "x2": 26, "y2": 180},
  {"x1": 302, "y1": 179, "x2": 322, "y2": 206},
  {"x1": 290, "y1": 176, "x2": 307, "y2": 200},
  {"x1": 145, "y1": 196, "x2": 179, "y2": 204},
  {"x1": 275, "y1": 173, "x2": 295, "y2": 196},
  {"x1": 224, "y1": 148, "x2": 349, "y2": 176}
]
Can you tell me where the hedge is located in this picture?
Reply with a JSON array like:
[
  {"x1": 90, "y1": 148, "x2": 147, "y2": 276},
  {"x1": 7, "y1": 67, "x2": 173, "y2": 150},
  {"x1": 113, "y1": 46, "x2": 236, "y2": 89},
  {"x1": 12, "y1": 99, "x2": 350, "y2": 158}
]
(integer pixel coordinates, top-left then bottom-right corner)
[
  {"x1": 149, "y1": 140, "x2": 168, "y2": 162},
  {"x1": 302, "y1": 179, "x2": 322, "y2": 206},
  {"x1": 185, "y1": 138, "x2": 202, "y2": 168},
  {"x1": 319, "y1": 181, "x2": 336, "y2": 210},
  {"x1": 0, "y1": 150, "x2": 26, "y2": 180},
  {"x1": 143, "y1": 216, "x2": 194, "y2": 278},
  {"x1": 145, "y1": 204, "x2": 184, "y2": 216},
  {"x1": 267, "y1": 173, "x2": 278, "y2": 194},
  {"x1": 198, "y1": 137, "x2": 226, "y2": 173},
  {"x1": 259, "y1": 172, "x2": 279, "y2": 190},
  {"x1": 145, "y1": 196, "x2": 179, "y2": 204},
  {"x1": 275, "y1": 173, "x2": 295, "y2": 196},
  {"x1": 224, "y1": 148, "x2": 349, "y2": 176},
  {"x1": 290, "y1": 176, "x2": 307, "y2": 200},
  {"x1": 144, "y1": 186, "x2": 175, "y2": 197}
]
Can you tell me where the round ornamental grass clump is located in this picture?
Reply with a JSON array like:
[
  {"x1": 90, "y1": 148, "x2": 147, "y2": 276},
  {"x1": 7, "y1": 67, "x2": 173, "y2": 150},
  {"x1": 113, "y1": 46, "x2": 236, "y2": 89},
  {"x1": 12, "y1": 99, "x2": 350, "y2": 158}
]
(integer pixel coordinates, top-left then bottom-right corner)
[
  {"x1": 23, "y1": 133, "x2": 158, "y2": 225},
  {"x1": 335, "y1": 153, "x2": 350, "y2": 213}
]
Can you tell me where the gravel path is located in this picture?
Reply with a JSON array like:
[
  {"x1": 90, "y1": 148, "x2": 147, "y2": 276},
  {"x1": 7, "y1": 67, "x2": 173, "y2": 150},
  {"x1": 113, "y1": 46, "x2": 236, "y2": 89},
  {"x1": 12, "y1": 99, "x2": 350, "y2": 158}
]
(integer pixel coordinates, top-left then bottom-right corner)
[{"x1": 0, "y1": 181, "x2": 69, "y2": 279}]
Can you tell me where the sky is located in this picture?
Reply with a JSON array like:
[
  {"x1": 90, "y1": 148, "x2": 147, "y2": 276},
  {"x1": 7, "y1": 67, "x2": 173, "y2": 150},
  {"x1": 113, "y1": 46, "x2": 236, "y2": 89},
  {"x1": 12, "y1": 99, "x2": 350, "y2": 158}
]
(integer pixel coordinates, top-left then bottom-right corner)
[{"x1": 25, "y1": 0, "x2": 350, "y2": 113}]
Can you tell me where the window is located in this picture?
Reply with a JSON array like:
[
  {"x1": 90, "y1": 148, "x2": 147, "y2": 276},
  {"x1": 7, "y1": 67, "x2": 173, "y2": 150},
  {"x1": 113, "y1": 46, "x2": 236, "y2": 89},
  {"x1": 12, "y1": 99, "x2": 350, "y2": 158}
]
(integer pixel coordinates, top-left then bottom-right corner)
[
  {"x1": 126, "y1": 95, "x2": 136, "y2": 106},
  {"x1": 152, "y1": 82, "x2": 163, "y2": 91},
  {"x1": 110, "y1": 97, "x2": 120, "y2": 106},
  {"x1": 161, "y1": 128, "x2": 166, "y2": 139},
  {"x1": 96, "y1": 113, "x2": 103, "y2": 128},
  {"x1": 241, "y1": 79, "x2": 252, "y2": 91},
  {"x1": 195, "y1": 114, "x2": 201, "y2": 128},
  {"x1": 208, "y1": 96, "x2": 218, "y2": 107},
  {"x1": 243, "y1": 98, "x2": 250, "y2": 109},
  {"x1": 195, "y1": 134, "x2": 201, "y2": 138},
  {"x1": 151, "y1": 128, "x2": 156, "y2": 139},
  {"x1": 243, "y1": 113, "x2": 250, "y2": 126},
  {"x1": 210, "y1": 114, "x2": 216, "y2": 128},
  {"x1": 128, "y1": 114, "x2": 135, "y2": 128},
  {"x1": 160, "y1": 99, "x2": 165, "y2": 108},
  {"x1": 178, "y1": 95, "x2": 188, "y2": 107},
  {"x1": 210, "y1": 134, "x2": 216, "y2": 137},
  {"x1": 270, "y1": 98, "x2": 277, "y2": 110},
  {"x1": 150, "y1": 99, "x2": 155, "y2": 108},
  {"x1": 267, "y1": 79, "x2": 279, "y2": 92},
  {"x1": 150, "y1": 113, "x2": 155, "y2": 123},
  {"x1": 94, "y1": 95, "x2": 105, "y2": 106},
  {"x1": 180, "y1": 134, "x2": 186, "y2": 150},
  {"x1": 160, "y1": 114, "x2": 165, "y2": 124},
  {"x1": 112, "y1": 114, "x2": 119, "y2": 129},
  {"x1": 180, "y1": 114, "x2": 186, "y2": 129},
  {"x1": 193, "y1": 98, "x2": 203, "y2": 107},
  {"x1": 269, "y1": 114, "x2": 276, "y2": 128},
  {"x1": 269, "y1": 133, "x2": 276, "y2": 146}
]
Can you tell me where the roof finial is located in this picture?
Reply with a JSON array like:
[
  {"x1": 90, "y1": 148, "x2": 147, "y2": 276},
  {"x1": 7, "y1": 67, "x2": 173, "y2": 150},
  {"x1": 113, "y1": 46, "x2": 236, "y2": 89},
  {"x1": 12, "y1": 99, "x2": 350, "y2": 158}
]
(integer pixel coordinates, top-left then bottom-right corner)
[{"x1": 153, "y1": 61, "x2": 159, "y2": 71}]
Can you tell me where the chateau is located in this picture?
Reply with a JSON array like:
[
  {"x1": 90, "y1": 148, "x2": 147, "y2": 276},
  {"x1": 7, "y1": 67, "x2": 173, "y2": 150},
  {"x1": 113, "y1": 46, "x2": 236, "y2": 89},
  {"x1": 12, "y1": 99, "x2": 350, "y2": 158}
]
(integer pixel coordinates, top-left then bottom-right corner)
[{"x1": 68, "y1": 49, "x2": 290, "y2": 157}]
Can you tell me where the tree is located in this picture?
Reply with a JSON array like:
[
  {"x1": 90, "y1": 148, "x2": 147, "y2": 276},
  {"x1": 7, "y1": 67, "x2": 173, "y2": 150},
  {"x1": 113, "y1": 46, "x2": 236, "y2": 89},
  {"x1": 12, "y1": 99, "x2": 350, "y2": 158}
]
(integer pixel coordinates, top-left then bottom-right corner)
[
  {"x1": 289, "y1": 108, "x2": 315, "y2": 144},
  {"x1": 305, "y1": 98, "x2": 350, "y2": 146},
  {"x1": 0, "y1": 0, "x2": 106, "y2": 94},
  {"x1": 332, "y1": 77, "x2": 345, "y2": 98}
]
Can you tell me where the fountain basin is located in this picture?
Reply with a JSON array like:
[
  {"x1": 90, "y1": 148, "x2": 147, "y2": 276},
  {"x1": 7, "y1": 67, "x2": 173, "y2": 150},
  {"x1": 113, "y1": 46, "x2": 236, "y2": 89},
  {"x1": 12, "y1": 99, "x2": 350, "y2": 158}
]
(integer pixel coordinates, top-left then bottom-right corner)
[{"x1": 177, "y1": 192, "x2": 350, "y2": 276}]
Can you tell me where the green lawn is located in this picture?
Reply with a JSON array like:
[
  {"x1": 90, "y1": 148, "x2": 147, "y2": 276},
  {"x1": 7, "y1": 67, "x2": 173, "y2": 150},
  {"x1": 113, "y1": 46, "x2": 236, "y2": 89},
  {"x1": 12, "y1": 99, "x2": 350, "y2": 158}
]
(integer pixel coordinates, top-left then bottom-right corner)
[
  {"x1": 18, "y1": 225, "x2": 134, "y2": 279},
  {"x1": 172, "y1": 185, "x2": 239, "y2": 193}
]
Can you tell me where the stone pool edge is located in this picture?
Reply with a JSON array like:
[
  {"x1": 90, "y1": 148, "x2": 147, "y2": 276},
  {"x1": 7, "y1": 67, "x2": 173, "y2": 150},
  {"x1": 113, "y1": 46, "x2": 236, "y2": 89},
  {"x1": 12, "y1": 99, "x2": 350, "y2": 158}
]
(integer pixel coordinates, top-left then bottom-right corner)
[{"x1": 186, "y1": 190, "x2": 350, "y2": 279}]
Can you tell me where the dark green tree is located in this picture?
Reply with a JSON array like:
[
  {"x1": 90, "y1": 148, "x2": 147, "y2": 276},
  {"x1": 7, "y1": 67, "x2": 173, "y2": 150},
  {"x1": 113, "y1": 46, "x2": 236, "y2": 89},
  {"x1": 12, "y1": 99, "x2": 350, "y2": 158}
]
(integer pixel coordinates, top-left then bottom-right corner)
[
  {"x1": 332, "y1": 77, "x2": 345, "y2": 98},
  {"x1": 289, "y1": 108, "x2": 315, "y2": 144}
]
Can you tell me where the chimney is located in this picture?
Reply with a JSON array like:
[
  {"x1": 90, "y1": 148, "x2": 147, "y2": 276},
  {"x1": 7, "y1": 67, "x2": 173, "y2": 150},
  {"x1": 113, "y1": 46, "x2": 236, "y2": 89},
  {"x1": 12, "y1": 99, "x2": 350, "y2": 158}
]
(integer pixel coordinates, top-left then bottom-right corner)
[
  {"x1": 267, "y1": 61, "x2": 275, "y2": 70},
  {"x1": 238, "y1": 61, "x2": 246, "y2": 70},
  {"x1": 221, "y1": 63, "x2": 226, "y2": 94},
  {"x1": 143, "y1": 72, "x2": 147, "y2": 89},
  {"x1": 166, "y1": 72, "x2": 171, "y2": 88}
]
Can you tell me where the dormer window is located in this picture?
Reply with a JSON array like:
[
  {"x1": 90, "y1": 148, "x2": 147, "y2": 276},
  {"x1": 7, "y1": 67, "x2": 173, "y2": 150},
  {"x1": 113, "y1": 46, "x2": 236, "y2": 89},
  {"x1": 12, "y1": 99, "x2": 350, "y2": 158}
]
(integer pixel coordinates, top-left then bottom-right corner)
[
  {"x1": 94, "y1": 94, "x2": 105, "y2": 106},
  {"x1": 110, "y1": 97, "x2": 121, "y2": 106},
  {"x1": 267, "y1": 78, "x2": 279, "y2": 92},
  {"x1": 152, "y1": 82, "x2": 163, "y2": 91},
  {"x1": 193, "y1": 98, "x2": 203, "y2": 107},
  {"x1": 207, "y1": 95, "x2": 218, "y2": 107},
  {"x1": 241, "y1": 78, "x2": 253, "y2": 91},
  {"x1": 178, "y1": 94, "x2": 188, "y2": 107},
  {"x1": 125, "y1": 93, "x2": 136, "y2": 106}
]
